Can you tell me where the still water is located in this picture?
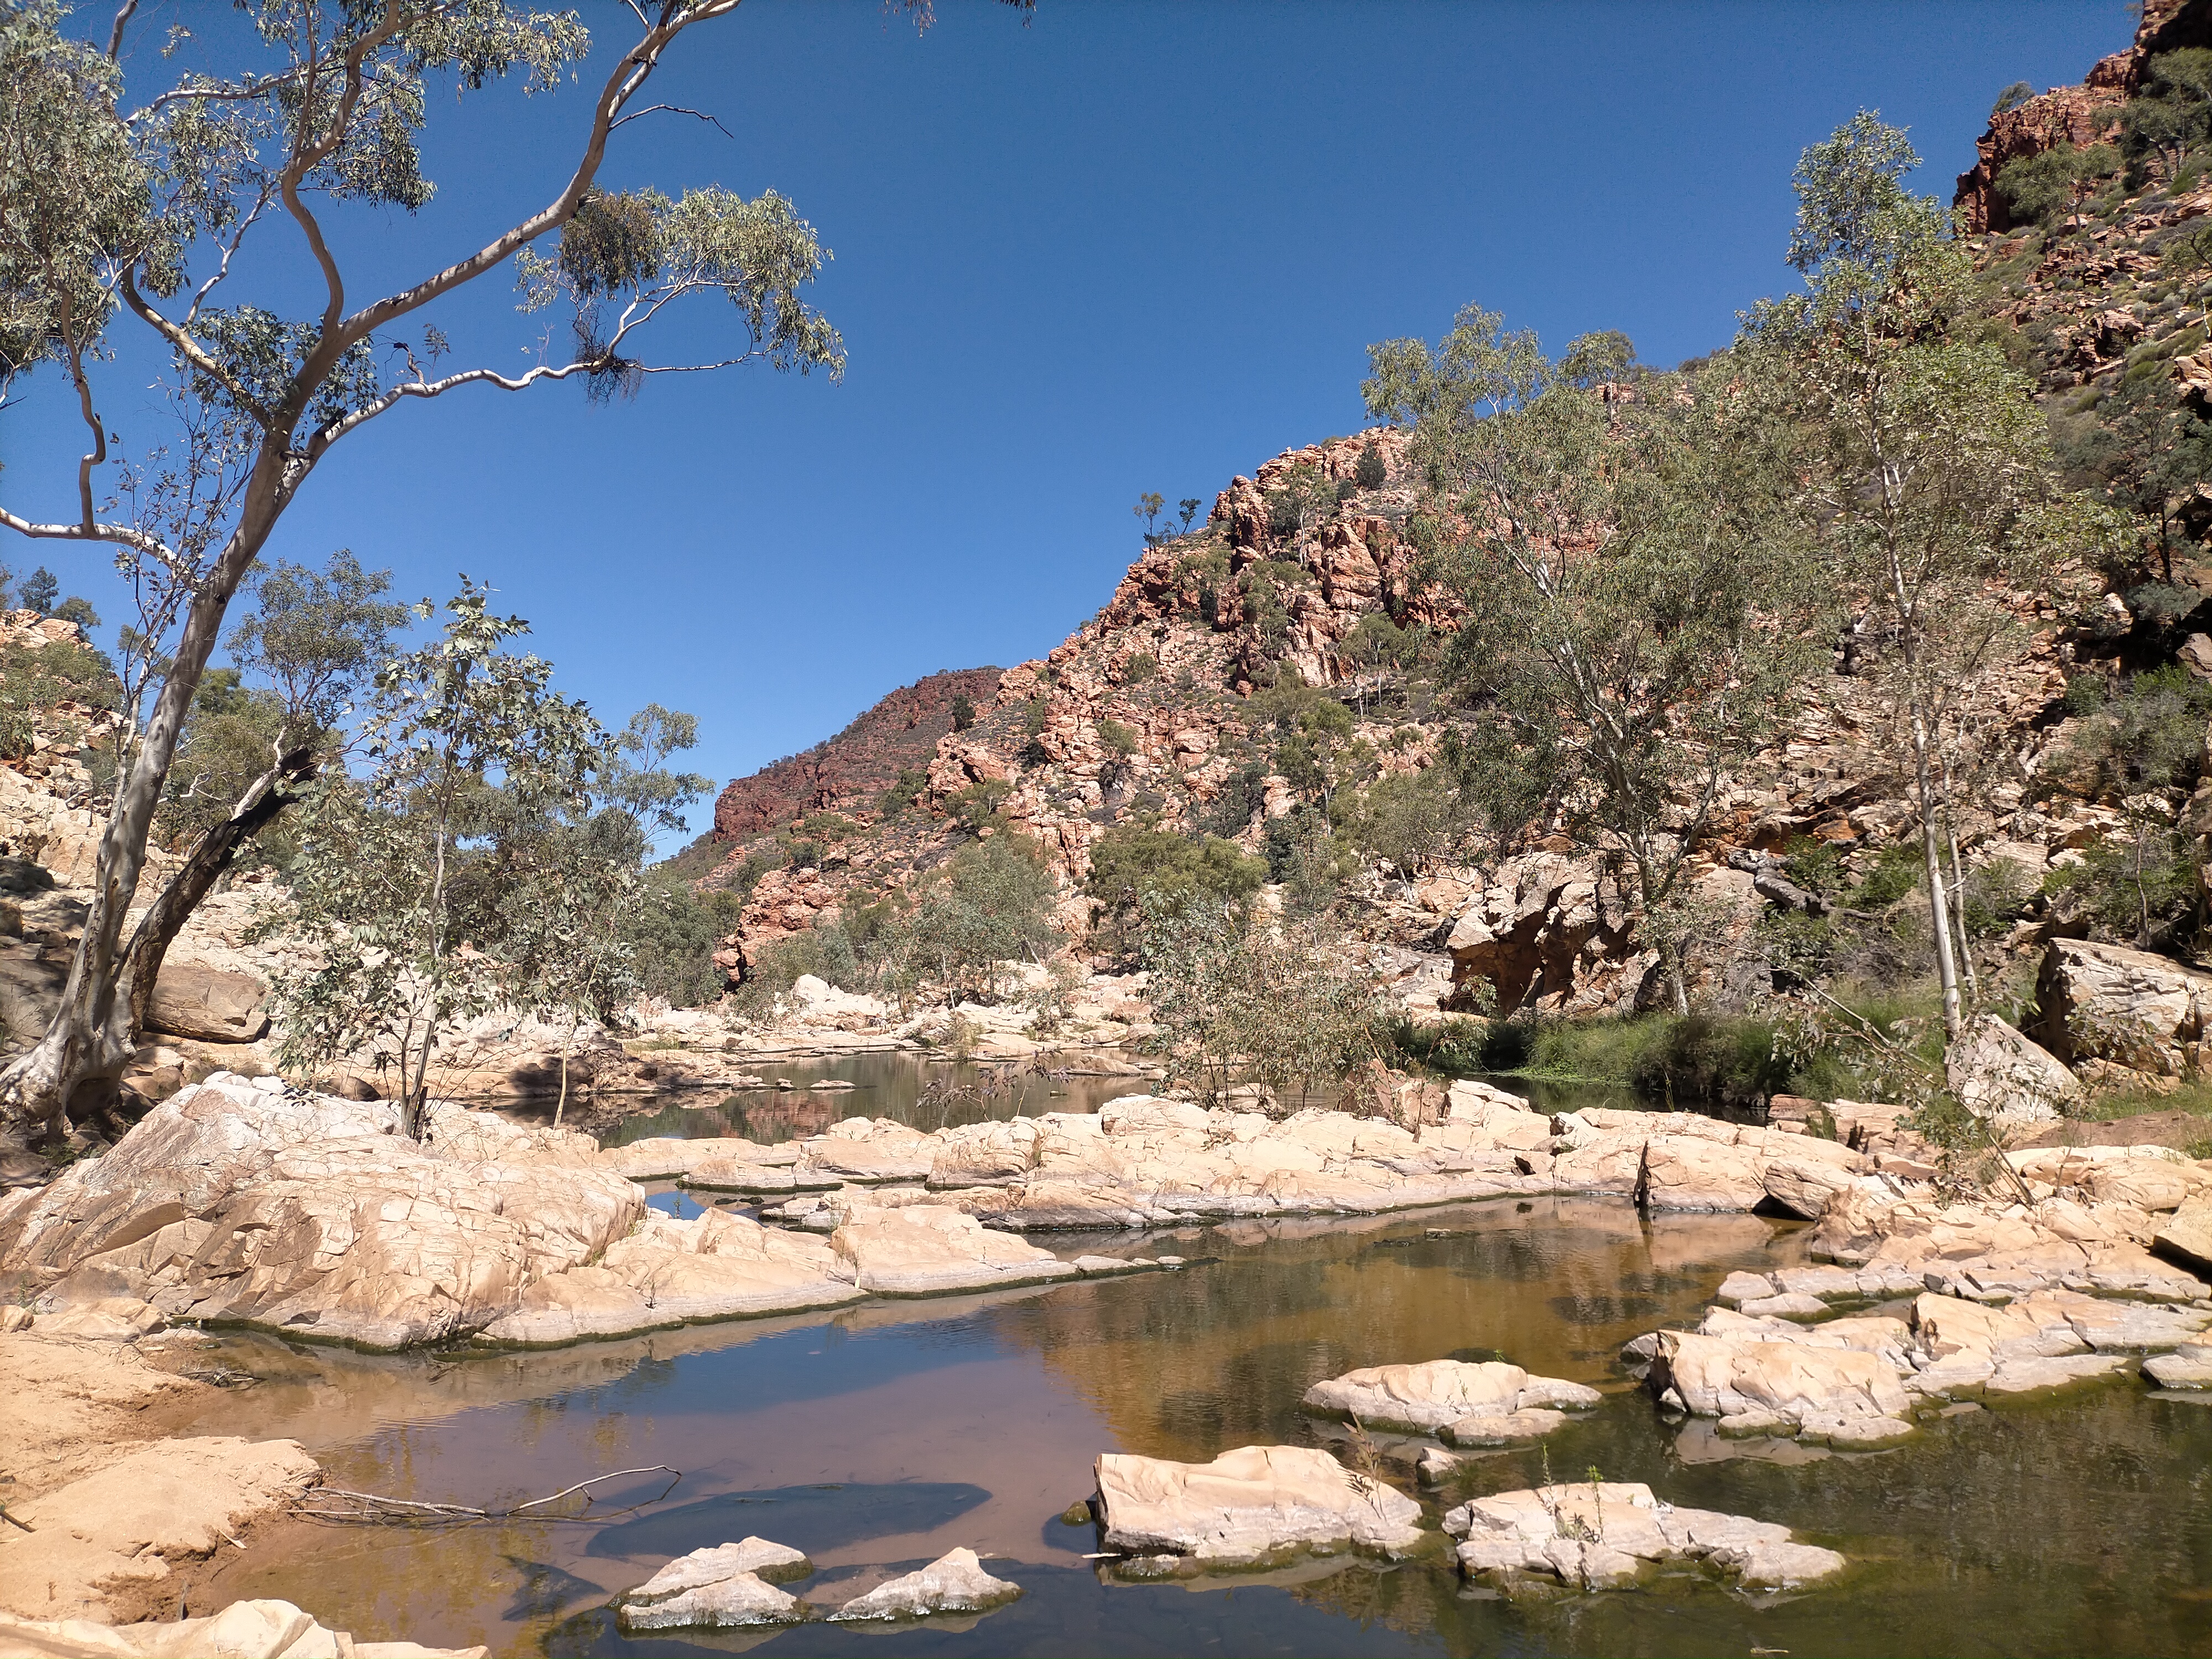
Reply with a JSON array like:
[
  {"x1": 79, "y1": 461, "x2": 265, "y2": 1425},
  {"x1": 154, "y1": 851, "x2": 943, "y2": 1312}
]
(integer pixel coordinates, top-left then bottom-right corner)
[
  {"x1": 174, "y1": 1185, "x2": 2212, "y2": 1657},
  {"x1": 591, "y1": 1050, "x2": 1167, "y2": 1150}
]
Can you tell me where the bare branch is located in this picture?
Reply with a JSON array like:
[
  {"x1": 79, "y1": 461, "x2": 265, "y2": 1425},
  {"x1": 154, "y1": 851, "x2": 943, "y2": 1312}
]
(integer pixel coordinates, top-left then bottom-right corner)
[
  {"x1": 105, "y1": 0, "x2": 138, "y2": 61},
  {"x1": 186, "y1": 190, "x2": 276, "y2": 325},
  {"x1": 609, "y1": 102, "x2": 733, "y2": 139},
  {"x1": 120, "y1": 269, "x2": 265, "y2": 420}
]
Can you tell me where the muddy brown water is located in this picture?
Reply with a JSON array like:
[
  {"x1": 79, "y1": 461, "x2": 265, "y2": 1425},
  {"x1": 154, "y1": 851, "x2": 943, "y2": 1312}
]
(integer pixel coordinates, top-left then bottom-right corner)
[{"x1": 165, "y1": 1163, "x2": 2212, "y2": 1658}]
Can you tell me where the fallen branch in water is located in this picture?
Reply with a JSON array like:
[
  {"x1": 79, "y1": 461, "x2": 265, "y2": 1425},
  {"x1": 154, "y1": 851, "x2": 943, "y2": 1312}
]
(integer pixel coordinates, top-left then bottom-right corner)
[{"x1": 296, "y1": 1465, "x2": 680, "y2": 1527}]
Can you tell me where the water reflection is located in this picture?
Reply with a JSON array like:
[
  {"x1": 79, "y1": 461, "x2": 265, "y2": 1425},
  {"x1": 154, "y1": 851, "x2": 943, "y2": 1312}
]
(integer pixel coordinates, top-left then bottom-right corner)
[{"x1": 167, "y1": 1197, "x2": 2212, "y2": 1657}]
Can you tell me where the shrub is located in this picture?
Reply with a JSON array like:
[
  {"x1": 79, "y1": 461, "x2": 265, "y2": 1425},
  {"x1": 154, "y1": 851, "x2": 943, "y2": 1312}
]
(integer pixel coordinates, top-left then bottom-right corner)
[
  {"x1": 1120, "y1": 652, "x2": 1156, "y2": 684},
  {"x1": 1354, "y1": 439, "x2": 1388, "y2": 488},
  {"x1": 1086, "y1": 824, "x2": 1267, "y2": 953},
  {"x1": 1097, "y1": 718, "x2": 1139, "y2": 758}
]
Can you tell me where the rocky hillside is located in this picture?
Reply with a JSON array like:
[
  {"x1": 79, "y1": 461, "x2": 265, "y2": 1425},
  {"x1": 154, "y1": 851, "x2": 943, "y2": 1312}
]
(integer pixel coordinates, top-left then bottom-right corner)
[
  {"x1": 698, "y1": 0, "x2": 2212, "y2": 1036},
  {"x1": 711, "y1": 666, "x2": 1004, "y2": 841}
]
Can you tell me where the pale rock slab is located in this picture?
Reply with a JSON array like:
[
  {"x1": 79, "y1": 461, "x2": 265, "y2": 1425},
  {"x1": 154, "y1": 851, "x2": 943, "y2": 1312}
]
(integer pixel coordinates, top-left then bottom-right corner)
[
  {"x1": 1300, "y1": 1359, "x2": 1599, "y2": 1436},
  {"x1": 618, "y1": 1538, "x2": 812, "y2": 1631},
  {"x1": 827, "y1": 1548, "x2": 1021, "y2": 1621},
  {"x1": 1443, "y1": 1483, "x2": 1845, "y2": 1592},
  {"x1": 0, "y1": 1438, "x2": 320, "y2": 1624},
  {"x1": 1094, "y1": 1446, "x2": 1424, "y2": 1564},
  {"x1": 828, "y1": 1204, "x2": 1078, "y2": 1296}
]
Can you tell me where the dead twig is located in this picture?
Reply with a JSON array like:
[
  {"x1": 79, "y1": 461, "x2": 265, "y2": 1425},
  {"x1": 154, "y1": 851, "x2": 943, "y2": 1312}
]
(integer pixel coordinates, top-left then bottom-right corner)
[{"x1": 296, "y1": 1464, "x2": 679, "y2": 1527}]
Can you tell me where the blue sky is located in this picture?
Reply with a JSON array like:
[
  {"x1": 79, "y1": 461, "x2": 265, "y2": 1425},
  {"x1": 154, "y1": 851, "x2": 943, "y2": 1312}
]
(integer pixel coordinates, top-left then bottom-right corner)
[{"x1": 7, "y1": 0, "x2": 2129, "y2": 849}]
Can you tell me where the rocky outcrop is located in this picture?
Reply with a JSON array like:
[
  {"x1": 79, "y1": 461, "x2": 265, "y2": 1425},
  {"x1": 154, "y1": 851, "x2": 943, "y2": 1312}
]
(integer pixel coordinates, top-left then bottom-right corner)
[
  {"x1": 0, "y1": 1600, "x2": 485, "y2": 1658},
  {"x1": 1300, "y1": 1358, "x2": 1600, "y2": 1443},
  {"x1": 1945, "y1": 1015, "x2": 2080, "y2": 1121},
  {"x1": 760, "y1": 1091, "x2": 1870, "y2": 1232},
  {"x1": 1443, "y1": 1483, "x2": 1845, "y2": 1593},
  {"x1": 1442, "y1": 852, "x2": 1647, "y2": 1013},
  {"x1": 477, "y1": 1209, "x2": 865, "y2": 1347},
  {"x1": 617, "y1": 1538, "x2": 813, "y2": 1632},
  {"x1": 827, "y1": 1204, "x2": 1082, "y2": 1296},
  {"x1": 1092, "y1": 1446, "x2": 1424, "y2": 1569},
  {"x1": 827, "y1": 1549, "x2": 1021, "y2": 1622},
  {"x1": 2035, "y1": 938, "x2": 2212, "y2": 1076},
  {"x1": 1954, "y1": 0, "x2": 2212, "y2": 233},
  {"x1": 0, "y1": 1078, "x2": 643, "y2": 1350},
  {"x1": 710, "y1": 667, "x2": 1004, "y2": 844}
]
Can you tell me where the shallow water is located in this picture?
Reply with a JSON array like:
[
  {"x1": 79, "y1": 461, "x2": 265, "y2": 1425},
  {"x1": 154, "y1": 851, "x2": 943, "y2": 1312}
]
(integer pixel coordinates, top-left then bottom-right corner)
[{"x1": 173, "y1": 1194, "x2": 2212, "y2": 1657}]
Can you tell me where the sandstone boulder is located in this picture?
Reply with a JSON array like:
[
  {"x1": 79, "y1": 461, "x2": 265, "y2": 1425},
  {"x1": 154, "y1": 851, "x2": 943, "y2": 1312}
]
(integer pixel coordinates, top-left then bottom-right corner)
[
  {"x1": 1094, "y1": 1446, "x2": 1423, "y2": 1566},
  {"x1": 1300, "y1": 1359, "x2": 1599, "y2": 1437},
  {"x1": 618, "y1": 1538, "x2": 812, "y2": 1631},
  {"x1": 479, "y1": 1209, "x2": 864, "y2": 1345},
  {"x1": 1443, "y1": 1483, "x2": 1845, "y2": 1592},
  {"x1": 827, "y1": 1548, "x2": 1020, "y2": 1621},
  {"x1": 143, "y1": 962, "x2": 269, "y2": 1043},
  {"x1": 1945, "y1": 1015, "x2": 2079, "y2": 1121},
  {"x1": 0, "y1": 1599, "x2": 485, "y2": 1658},
  {"x1": 1645, "y1": 1328, "x2": 1915, "y2": 1447},
  {"x1": 2036, "y1": 938, "x2": 2212, "y2": 1077}
]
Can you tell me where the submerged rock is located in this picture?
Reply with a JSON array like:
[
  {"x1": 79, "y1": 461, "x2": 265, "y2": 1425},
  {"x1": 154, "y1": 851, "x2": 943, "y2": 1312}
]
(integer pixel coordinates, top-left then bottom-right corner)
[
  {"x1": 1443, "y1": 1483, "x2": 1845, "y2": 1592},
  {"x1": 1300, "y1": 1359, "x2": 1599, "y2": 1441},
  {"x1": 1093, "y1": 1445, "x2": 1424, "y2": 1567},
  {"x1": 827, "y1": 1548, "x2": 1021, "y2": 1621},
  {"x1": 618, "y1": 1537, "x2": 812, "y2": 1631},
  {"x1": 0, "y1": 1598, "x2": 484, "y2": 1657}
]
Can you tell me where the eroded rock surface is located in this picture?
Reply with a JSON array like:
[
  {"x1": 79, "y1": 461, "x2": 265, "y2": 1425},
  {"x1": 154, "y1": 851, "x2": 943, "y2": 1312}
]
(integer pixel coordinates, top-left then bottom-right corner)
[
  {"x1": 1093, "y1": 1446, "x2": 1423, "y2": 1568},
  {"x1": 1444, "y1": 1483, "x2": 1845, "y2": 1593},
  {"x1": 0, "y1": 1437, "x2": 319, "y2": 1624},
  {"x1": 756, "y1": 1088, "x2": 1869, "y2": 1232}
]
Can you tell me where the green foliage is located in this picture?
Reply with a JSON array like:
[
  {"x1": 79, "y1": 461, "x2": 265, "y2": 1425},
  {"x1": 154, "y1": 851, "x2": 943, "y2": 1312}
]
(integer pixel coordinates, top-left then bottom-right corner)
[
  {"x1": 1354, "y1": 438, "x2": 1389, "y2": 489},
  {"x1": 622, "y1": 873, "x2": 746, "y2": 1009},
  {"x1": 17, "y1": 568, "x2": 56, "y2": 617},
  {"x1": 877, "y1": 765, "x2": 928, "y2": 818},
  {"x1": 1097, "y1": 718, "x2": 1139, "y2": 758},
  {"x1": 1138, "y1": 893, "x2": 1381, "y2": 1108},
  {"x1": 262, "y1": 582, "x2": 609, "y2": 1129},
  {"x1": 733, "y1": 919, "x2": 863, "y2": 1016},
  {"x1": 1996, "y1": 142, "x2": 2120, "y2": 225},
  {"x1": 1348, "y1": 768, "x2": 1457, "y2": 879},
  {"x1": 1369, "y1": 301, "x2": 1819, "y2": 1013},
  {"x1": 1991, "y1": 81, "x2": 2036, "y2": 119},
  {"x1": 0, "y1": 630, "x2": 120, "y2": 761},
  {"x1": 1086, "y1": 824, "x2": 1266, "y2": 953},
  {"x1": 878, "y1": 834, "x2": 1060, "y2": 1005},
  {"x1": 950, "y1": 693, "x2": 977, "y2": 732},
  {"x1": 946, "y1": 779, "x2": 1010, "y2": 833},
  {"x1": 2119, "y1": 49, "x2": 2212, "y2": 183},
  {"x1": 1120, "y1": 651, "x2": 1156, "y2": 684},
  {"x1": 1201, "y1": 762, "x2": 1267, "y2": 838}
]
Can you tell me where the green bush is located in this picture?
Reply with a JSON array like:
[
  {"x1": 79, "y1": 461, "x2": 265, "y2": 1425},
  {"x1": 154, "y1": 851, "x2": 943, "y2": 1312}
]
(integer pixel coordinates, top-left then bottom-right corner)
[{"x1": 1087, "y1": 823, "x2": 1267, "y2": 955}]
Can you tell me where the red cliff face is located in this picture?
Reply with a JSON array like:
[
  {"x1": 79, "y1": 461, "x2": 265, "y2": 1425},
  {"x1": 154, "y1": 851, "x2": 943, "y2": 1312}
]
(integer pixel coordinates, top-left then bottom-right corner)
[
  {"x1": 1954, "y1": 0, "x2": 2211, "y2": 233},
  {"x1": 709, "y1": 666, "x2": 1005, "y2": 841}
]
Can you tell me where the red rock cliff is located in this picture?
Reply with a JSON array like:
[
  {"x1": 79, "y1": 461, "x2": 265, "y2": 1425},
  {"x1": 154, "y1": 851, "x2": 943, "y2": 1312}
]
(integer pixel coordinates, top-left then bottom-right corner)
[{"x1": 711, "y1": 666, "x2": 1004, "y2": 841}]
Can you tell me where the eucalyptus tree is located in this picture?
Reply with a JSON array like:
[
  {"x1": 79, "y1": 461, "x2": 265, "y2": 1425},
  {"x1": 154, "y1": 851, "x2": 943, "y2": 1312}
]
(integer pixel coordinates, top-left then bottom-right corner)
[
  {"x1": 128, "y1": 550, "x2": 408, "y2": 1034},
  {"x1": 1364, "y1": 309, "x2": 1817, "y2": 1015},
  {"x1": 0, "y1": 0, "x2": 1021, "y2": 1144},
  {"x1": 1743, "y1": 113, "x2": 2058, "y2": 1039},
  {"x1": 265, "y1": 582, "x2": 603, "y2": 1136}
]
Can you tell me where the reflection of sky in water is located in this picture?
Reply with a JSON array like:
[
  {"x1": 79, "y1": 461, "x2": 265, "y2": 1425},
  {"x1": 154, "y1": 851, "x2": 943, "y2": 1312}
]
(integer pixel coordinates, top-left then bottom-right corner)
[{"x1": 179, "y1": 1200, "x2": 2212, "y2": 1658}]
